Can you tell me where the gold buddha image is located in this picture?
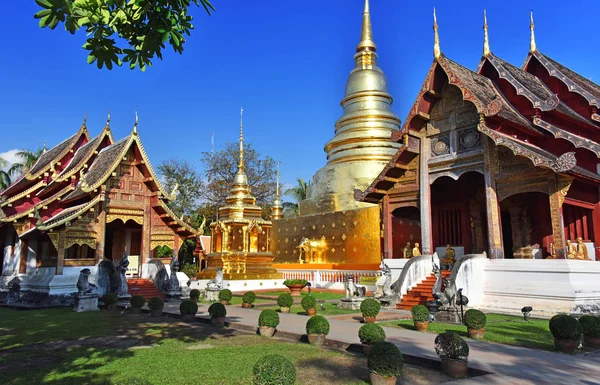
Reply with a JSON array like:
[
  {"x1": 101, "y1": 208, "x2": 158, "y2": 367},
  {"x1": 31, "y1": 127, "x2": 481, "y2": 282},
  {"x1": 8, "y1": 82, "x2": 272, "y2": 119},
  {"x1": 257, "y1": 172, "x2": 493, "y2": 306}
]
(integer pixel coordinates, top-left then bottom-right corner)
[
  {"x1": 412, "y1": 242, "x2": 421, "y2": 257},
  {"x1": 403, "y1": 242, "x2": 412, "y2": 258}
]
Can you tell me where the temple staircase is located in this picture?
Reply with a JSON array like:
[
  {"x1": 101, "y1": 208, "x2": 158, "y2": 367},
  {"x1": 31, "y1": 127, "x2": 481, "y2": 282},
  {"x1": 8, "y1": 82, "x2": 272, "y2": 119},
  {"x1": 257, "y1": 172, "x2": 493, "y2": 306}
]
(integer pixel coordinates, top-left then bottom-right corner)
[
  {"x1": 128, "y1": 279, "x2": 164, "y2": 300},
  {"x1": 397, "y1": 270, "x2": 451, "y2": 311}
]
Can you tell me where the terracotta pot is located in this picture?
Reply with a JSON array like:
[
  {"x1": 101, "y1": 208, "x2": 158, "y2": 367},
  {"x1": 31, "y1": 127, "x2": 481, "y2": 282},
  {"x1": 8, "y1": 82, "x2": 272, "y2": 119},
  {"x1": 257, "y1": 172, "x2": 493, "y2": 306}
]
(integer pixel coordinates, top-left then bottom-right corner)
[
  {"x1": 280, "y1": 307, "x2": 290, "y2": 313},
  {"x1": 242, "y1": 302, "x2": 251, "y2": 309},
  {"x1": 363, "y1": 316, "x2": 377, "y2": 324},
  {"x1": 468, "y1": 327, "x2": 485, "y2": 339},
  {"x1": 584, "y1": 335, "x2": 600, "y2": 349},
  {"x1": 554, "y1": 338, "x2": 579, "y2": 354},
  {"x1": 441, "y1": 358, "x2": 468, "y2": 378},
  {"x1": 286, "y1": 284, "x2": 306, "y2": 296},
  {"x1": 259, "y1": 326, "x2": 276, "y2": 337},
  {"x1": 212, "y1": 316, "x2": 226, "y2": 328},
  {"x1": 362, "y1": 344, "x2": 373, "y2": 356},
  {"x1": 369, "y1": 373, "x2": 396, "y2": 385},
  {"x1": 181, "y1": 313, "x2": 196, "y2": 322},
  {"x1": 150, "y1": 309, "x2": 163, "y2": 317},
  {"x1": 306, "y1": 308, "x2": 317, "y2": 316},
  {"x1": 131, "y1": 307, "x2": 142, "y2": 315},
  {"x1": 414, "y1": 321, "x2": 429, "y2": 332},
  {"x1": 307, "y1": 333, "x2": 326, "y2": 347},
  {"x1": 220, "y1": 300, "x2": 230, "y2": 306}
]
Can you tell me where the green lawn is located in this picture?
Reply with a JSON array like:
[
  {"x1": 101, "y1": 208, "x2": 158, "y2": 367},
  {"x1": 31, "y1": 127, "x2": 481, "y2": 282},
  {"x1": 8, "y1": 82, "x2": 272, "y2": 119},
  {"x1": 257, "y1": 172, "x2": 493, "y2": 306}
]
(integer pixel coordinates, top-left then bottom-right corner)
[
  {"x1": 256, "y1": 290, "x2": 345, "y2": 301},
  {"x1": 200, "y1": 296, "x2": 273, "y2": 305},
  {"x1": 379, "y1": 313, "x2": 554, "y2": 351},
  {"x1": 261, "y1": 302, "x2": 361, "y2": 316}
]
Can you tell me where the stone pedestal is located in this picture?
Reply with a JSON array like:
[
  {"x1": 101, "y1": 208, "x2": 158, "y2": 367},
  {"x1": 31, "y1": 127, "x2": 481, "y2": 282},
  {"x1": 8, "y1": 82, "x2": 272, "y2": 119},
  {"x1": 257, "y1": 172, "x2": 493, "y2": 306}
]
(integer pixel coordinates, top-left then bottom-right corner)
[
  {"x1": 74, "y1": 294, "x2": 99, "y2": 312},
  {"x1": 434, "y1": 306, "x2": 462, "y2": 324},
  {"x1": 206, "y1": 288, "x2": 220, "y2": 302},
  {"x1": 338, "y1": 297, "x2": 365, "y2": 310}
]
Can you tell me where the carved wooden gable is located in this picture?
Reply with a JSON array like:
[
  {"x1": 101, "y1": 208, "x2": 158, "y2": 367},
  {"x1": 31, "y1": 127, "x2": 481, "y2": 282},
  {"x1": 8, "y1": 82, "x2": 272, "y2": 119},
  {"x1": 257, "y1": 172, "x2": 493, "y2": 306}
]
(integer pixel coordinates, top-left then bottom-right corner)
[{"x1": 107, "y1": 148, "x2": 151, "y2": 206}]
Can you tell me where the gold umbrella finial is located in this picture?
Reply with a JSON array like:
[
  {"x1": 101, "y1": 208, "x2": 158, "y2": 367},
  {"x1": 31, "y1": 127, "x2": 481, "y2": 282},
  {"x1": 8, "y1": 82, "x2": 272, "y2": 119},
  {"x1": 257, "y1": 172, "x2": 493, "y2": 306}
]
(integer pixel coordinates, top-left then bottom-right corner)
[
  {"x1": 483, "y1": 10, "x2": 491, "y2": 58},
  {"x1": 433, "y1": 8, "x2": 441, "y2": 60},
  {"x1": 530, "y1": 10, "x2": 537, "y2": 53},
  {"x1": 238, "y1": 107, "x2": 244, "y2": 171}
]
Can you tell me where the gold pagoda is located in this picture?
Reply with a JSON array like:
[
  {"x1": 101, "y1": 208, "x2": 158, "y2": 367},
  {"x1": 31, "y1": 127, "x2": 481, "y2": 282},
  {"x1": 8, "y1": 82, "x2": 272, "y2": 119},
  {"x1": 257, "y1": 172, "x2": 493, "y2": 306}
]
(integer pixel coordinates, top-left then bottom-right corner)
[{"x1": 199, "y1": 109, "x2": 282, "y2": 280}]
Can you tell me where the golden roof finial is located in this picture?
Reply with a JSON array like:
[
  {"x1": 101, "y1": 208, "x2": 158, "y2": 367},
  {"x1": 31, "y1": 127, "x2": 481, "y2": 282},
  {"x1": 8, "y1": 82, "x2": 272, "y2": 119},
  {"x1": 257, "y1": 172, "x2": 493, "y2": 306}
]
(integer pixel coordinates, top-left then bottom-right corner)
[
  {"x1": 42, "y1": 140, "x2": 47, "y2": 153},
  {"x1": 133, "y1": 111, "x2": 138, "y2": 134},
  {"x1": 106, "y1": 109, "x2": 111, "y2": 127},
  {"x1": 356, "y1": 0, "x2": 376, "y2": 53},
  {"x1": 530, "y1": 10, "x2": 537, "y2": 53},
  {"x1": 238, "y1": 107, "x2": 244, "y2": 171},
  {"x1": 433, "y1": 8, "x2": 441, "y2": 60},
  {"x1": 483, "y1": 10, "x2": 491, "y2": 58},
  {"x1": 83, "y1": 110, "x2": 87, "y2": 127}
]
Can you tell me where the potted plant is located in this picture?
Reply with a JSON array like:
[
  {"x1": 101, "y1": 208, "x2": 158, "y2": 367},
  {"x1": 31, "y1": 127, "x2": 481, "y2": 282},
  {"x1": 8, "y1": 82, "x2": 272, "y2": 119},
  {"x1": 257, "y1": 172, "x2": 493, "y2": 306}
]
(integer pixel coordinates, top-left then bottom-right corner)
[
  {"x1": 218, "y1": 289, "x2": 233, "y2": 305},
  {"x1": 305, "y1": 315, "x2": 330, "y2": 347},
  {"x1": 102, "y1": 293, "x2": 118, "y2": 311},
  {"x1": 360, "y1": 298, "x2": 381, "y2": 323},
  {"x1": 549, "y1": 314, "x2": 582, "y2": 353},
  {"x1": 242, "y1": 291, "x2": 256, "y2": 309},
  {"x1": 411, "y1": 305, "x2": 430, "y2": 332},
  {"x1": 148, "y1": 297, "x2": 164, "y2": 317},
  {"x1": 358, "y1": 323, "x2": 386, "y2": 355},
  {"x1": 434, "y1": 332, "x2": 469, "y2": 378},
  {"x1": 190, "y1": 289, "x2": 201, "y2": 303},
  {"x1": 258, "y1": 309, "x2": 280, "y2": 337},
  {"x1": 277, "y1": 293, "x2": 294, "y2": 313},
  {"x1": 209, "y1": 302, "x2": 227, "y2": 327},
  {"x1": 283, "y1": 279, "x2": 308, "y2": 296},
  {"x1": 301, "y1": 295, "x2": 317, "y2": 316},
  {"x1": 253, "y1": 354, "x2": 296, "y2": 385},
  {"x1": 367, "y1": 341, "x2": 403, "y2": 385},
  {"x1": 179, "y1": 299, "x2": 198, "y2": 322},
  {"x1": 464, "y1": 309, "x2": 487, "y2": 339},
  {"x1": 580, "y1": 315, "x2": 600, "y2": 349},
  {"x1": 130, "y1": 295, "x2": 145, "y2": 314}
]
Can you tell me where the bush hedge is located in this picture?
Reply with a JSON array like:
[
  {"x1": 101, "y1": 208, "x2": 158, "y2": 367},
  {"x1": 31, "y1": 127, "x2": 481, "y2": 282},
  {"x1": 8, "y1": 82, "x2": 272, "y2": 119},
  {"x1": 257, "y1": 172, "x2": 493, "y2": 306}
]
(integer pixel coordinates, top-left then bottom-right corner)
[
  {"x1": 102, "y1": 293, "x2": 118, "y2": 305},
  {"x1": 411, "y1": 305, "x2": 430, "y2": 322},
  {"x1": 209, "y1": 302, "x2": 227, "y2": 318},
  {"x1": 579, "y1": 315, "x2": 600, "y2": 338},
  {"x1": 190, "y1": 289, "x2": 201, "y2": 299},
  {"x1": 301, "y1": 295, "x2": 317, "y2": 311},
  {"x1": 243, "y1": 291, "x2": 257, "y2": 304},
  {"x1": 306, "y1": 315, "x2": 330, "y2": 335},
  {"x1": 148, "y1": 297, "x2": 164, "y2": 311},
  {"x1": 253, "y1": 354, "x2": 296, "y2": 385},
  {"x1": 360, "y1": 298, "x2": 381, "y2": 317},
  {"x1": 130, "y1": 295, "x2": 145, "y2": 309},
  {"x1": 549, "y1": 314, "x2": 583, "y2": 341},
  {"x1": 258, "y1": 309, "x2": 280, "y2": 328},
  {"x1": 464, "y1": 309, "x2": 487, "y2": 330},
  {"x1": 283, "y1": 279, "x2": 308, "y2": 286},
  {"x1": 218, "y1": 289, "x2": 233, "y2": 302},
  {"x1": 367, "y1": 341, "x2": 403, "y2": 377},
  {"x1": 358, "y1": 323, "x2": 386, "y2": 346},
  {"x1": 277, "y1": 293, "x2": 294, "y2": 308},
  {"x1": 434, "y1": 332, "x2": 469, "y2": 362},
  {"x1": 179, "y1": 299, "x2": 198, "y2": 315}
]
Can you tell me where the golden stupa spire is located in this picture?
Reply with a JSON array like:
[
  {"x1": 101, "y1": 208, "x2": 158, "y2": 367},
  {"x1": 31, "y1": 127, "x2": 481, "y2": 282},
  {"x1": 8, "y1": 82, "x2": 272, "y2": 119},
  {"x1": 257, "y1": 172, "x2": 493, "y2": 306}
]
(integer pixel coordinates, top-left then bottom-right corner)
[
  {"x1": 433, "y1": 8, "x2": 441, "y2": 60},
  {"x1": 483, "y1": 10, "x2": 490, "y2": 58},
  {"x1": 276, "y1": 161, "x2": 280, "y2": 197},
  {"x1": 238, "y1": 107, "x2": 244, "y2": 171},
  {"x1": 529, "y1": 10, "x2": 537, "y2": 53},
  {"x1": 356, "y1": 0, "x2": 376, "y2": 52}
]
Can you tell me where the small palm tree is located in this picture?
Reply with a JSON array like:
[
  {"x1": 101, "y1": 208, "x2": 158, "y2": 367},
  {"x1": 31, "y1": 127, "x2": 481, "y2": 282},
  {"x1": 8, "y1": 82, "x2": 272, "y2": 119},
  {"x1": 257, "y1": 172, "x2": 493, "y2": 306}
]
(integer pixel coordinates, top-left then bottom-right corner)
[
  {"x1": 283, "y1": 178, "x2": 311, "y2": 216},
  {"x1": 0, "y1": 157, "x2": 12, "y2": 190},
  {"x1": 10, "y1": 147, "x2": 44, "y2": 175}
]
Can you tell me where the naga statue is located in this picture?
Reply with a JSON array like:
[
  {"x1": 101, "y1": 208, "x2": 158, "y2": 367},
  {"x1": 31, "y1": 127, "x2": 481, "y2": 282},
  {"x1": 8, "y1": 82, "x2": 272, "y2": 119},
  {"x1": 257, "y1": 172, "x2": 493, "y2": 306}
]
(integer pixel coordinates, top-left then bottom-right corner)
[
  {"x1": 165, "y1": 252, "x2": 182, "y2": 298},
  {"x1": 344, "y1": 274, "x2": 366, "y2": 298},
  {"x1": 206, "y1": 268, "x2": 224, "y2": 291},
  {"x1": 76, "y1": 268, "x2": 97, "y2": 295},
  {"x1": 115, "y1": 252, "x2": 130, "y2": 297}
]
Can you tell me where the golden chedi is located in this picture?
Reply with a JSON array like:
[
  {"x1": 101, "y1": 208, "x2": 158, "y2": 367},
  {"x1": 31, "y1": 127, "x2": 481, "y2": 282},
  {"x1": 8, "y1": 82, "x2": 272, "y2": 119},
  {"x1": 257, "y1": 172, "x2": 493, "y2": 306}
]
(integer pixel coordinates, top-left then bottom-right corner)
[{"x1": 199, "y1": 109, "x2": 282, "y2": 280}]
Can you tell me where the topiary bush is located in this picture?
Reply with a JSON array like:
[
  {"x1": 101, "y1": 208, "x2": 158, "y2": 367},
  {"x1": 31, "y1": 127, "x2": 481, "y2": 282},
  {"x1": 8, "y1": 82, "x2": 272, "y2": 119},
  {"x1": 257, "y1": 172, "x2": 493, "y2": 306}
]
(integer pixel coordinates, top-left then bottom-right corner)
[
  {"x1": 253, "y1": 354, "x2": 296, "y2": 385},
  {"x1": 411, "y1": 304, "x2": 430, "y2": 322},
  {"x1": 190, "y1": 289, "x2": 201, "y2": 299},
  {"x1": 549, "y1": 314, "x2": 583, "y2": 340},
  {"x1": 102, "y1": 293, "x2": 118, "y2": 305},
  {"x1": 579, "y1": 315, "x2": 600, "y2": 338},
  {"x1": 277, "y1": 293, "x2": 294, "y2": 308},
  {"x1": 130, "y1": 295, "x2": 145, "y2": 309},
  {"x1": 148, "y1": 297, "x2": 164, "y2": 311},
  {"x1": 367, "y1": 341, "x2": 403, "y2": 377},
  {"x1": 358, "y1": 323, "x2": 386, "y2": 346},
  {"x1": 283, "y1": 279, "x2": 308, "y2": 286},
  {"x1": 258, "y1": 309, "x2": 280, "y2": 328},
  {"x1": 179, "y1": 299, "x2": 198, "y2": 315},
  {"x1": 243, "y1": 291, "x2": 257, "y2": 304},
  {"x1": 218, "y1": 289, "x2": 233, "y2": 302},
  {"x1": 301, "y1": 295, "x2": 316, "y2": 311},
  {"x1": 464, "y1": 309, "x2": 487, "y2": 330},
  {"x1": 208, "y1": 302, "x2": 227, "y2": 318},
  {"x1": 360, "y1": 298, "x2": 381, "y2": 317},
  {"x1": 434, "y1": 332, "x2": 469, "y2": 362},
  {"x1": 306, "y1": 315, "x2": 330, "y2": 335}
]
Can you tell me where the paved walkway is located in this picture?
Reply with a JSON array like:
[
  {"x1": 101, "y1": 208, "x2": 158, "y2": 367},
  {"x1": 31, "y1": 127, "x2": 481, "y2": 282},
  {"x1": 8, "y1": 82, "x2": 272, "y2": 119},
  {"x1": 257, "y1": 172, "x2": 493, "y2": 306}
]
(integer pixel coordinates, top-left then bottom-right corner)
[{"x1": 162, "y1": 302, "x2": 600, "y2": 385}]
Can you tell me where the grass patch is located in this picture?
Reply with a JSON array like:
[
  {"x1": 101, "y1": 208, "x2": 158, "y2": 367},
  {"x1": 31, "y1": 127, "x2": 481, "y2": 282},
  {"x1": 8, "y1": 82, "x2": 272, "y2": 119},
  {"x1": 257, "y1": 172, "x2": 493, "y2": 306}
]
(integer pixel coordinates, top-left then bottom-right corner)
[
  {"x1": 262, "y1": 302, "x2": 360, "y2": 316},
  {"x1": 379, "y1": 313, "x2": 553, "y2": 351},
  {"x1": 199, "y1": 296, "x2": 272, "y2": 305},
  {"x1": 257, "y1": 291, "x2": 345, "y2": 301}
]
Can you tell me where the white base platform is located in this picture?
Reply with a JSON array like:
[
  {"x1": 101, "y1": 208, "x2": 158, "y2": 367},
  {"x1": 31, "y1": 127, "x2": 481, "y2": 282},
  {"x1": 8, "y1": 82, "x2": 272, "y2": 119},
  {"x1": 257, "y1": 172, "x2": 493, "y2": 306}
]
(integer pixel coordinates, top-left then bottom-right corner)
[{"x1": 190, "y1": 279, "x2": 285, "y2": 292}]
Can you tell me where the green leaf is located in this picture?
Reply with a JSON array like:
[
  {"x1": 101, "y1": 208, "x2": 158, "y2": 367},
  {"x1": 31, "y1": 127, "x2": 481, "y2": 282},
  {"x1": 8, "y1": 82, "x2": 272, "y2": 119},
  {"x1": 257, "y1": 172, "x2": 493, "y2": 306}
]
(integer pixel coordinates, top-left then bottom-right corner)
[
  {"x1": 34, "y1": 9, "x2": 52, "y2": 18},
  {"x1": 35, "y1": 0, "x2": 53, "y2": 8},
  {"x1": 87, "y1": 54, "x2": 96, "y2": 64}
]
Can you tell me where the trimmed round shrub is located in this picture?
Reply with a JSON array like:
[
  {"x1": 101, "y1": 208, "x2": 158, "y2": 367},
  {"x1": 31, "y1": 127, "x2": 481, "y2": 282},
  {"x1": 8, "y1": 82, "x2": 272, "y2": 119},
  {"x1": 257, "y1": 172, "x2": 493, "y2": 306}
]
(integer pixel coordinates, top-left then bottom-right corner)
[
  {"x1": 306, "y1": 315, "x2": 330, "y2": 335},
  {"x1": 102, "y1": 293, "x2": 118, "y2": 305},
  {"x1": 258, "y1": 309, "x2": 280, "y2": 328},
  {"x1": 253, "y1": 354, "x2": 296, "y2": 385},
  {"x1": 301, "y1": 295, "x2": 317, "y2": 311},
  {"x1": 367, "y1": 341, "x2": 403, "y2": 377},
  {"x1": 190, "y1": 289, "x2": 201, "y2": 299},
  {"x1": 243, "y1": 291, "x2": 257, "y2": 304},
  {"x1": 283, "y1": 279, "x2": 308, "y2": 286},
  {"x1": 218, "y1": 289, "x2": 233, "y2": 302},
  {"x1": 148, "y1": 297, "x2": 164, "y2": 311},
  {"x1": 434, "y1": 332, "x2": 469, "y2": 361},
  {"x1": 579, "y1": 315, "x2": 600, "y2": 338},
  {"x1": 179, "y1": 299, "x2": 198, "y2": 315},
  {"x1": 277, "y1": 293, "x2": 294, "y2": 308},
  {"x1": 358, "y1": 323, "x2": 386, "y2": 346},
  {"x1": 130, "y1": 295, "x2": 145, "y2": 309},
  {"x1": 208, "y1": 302, "x2": 227, "y2": 318},
  {"x1": 411, "y1": 304, "x2": 430, "y2": 322},
  {"x1": 549, "y1": 314, "x2": 583, "y2": 341},
  {"x1": 464, "y1": 309, "x2": 487, "y2": 330},
  {"x1": 360, "y1": 298, "x2": 381, "y2": 317}
]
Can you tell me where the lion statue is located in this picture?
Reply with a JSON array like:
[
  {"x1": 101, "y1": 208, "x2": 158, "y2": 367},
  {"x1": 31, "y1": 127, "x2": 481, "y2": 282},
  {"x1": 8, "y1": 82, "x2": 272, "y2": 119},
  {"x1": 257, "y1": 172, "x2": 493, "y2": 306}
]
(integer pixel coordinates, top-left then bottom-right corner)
[
  {"x1": 207, "y1": 268, "x2": 224, "y2": 291},
  {"x1": 77, "y1": 268, "x2": 98, "y2": 295}
]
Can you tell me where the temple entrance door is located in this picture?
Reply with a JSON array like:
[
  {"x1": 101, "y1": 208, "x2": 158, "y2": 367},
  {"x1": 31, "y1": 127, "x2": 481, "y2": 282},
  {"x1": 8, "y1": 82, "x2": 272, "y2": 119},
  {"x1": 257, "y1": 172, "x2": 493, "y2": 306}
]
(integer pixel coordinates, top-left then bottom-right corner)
[
  {"x1": 126, "y1": 229, "x2": 142, "y2": 278},
  {"x1": 105, "y1": 219, "x2": 143, "y2": 277},
  {"x1": 391, "y1": 207, "x2": 420, "y2": 258},
  {"x1": 501, "y1": 210, "x2": 514, "y2": 258}
]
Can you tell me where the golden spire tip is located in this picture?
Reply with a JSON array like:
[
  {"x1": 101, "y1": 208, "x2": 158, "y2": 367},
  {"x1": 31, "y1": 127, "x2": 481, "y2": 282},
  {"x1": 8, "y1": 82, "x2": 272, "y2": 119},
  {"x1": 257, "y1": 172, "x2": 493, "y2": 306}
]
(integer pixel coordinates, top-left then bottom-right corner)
[
  {"x1": 433, "y1": 8, "x2": 441, "y2": 60},
  {"x1": 276, "y1": 161, "x2": 280, "y2": 197},
  {"x1": 529, "y1": 10, "x2": 537, "y2": 53},
  {"x1": 238, "y1": 107, "x2": 244, "y2": 170},
  {"x1": 483, "y1": 9, "x2": 490, "y2": 58},
  {"x1": 133, "y1": 111, "x2": 138, "y2": 134},
  {"x1": 357, "y1": 0, "x2": 376, "y2": 52},
  {"x1": 83, "y1": 110, "x2": 87, "y2": 126}
]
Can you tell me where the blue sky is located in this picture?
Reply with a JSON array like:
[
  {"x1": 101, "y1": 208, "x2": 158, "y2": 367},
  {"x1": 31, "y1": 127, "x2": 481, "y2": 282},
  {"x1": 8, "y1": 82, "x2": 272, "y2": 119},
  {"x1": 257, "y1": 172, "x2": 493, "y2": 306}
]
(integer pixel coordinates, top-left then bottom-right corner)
[{"x1": 1, "y1": 0, "x2": 599, "y2": 192}]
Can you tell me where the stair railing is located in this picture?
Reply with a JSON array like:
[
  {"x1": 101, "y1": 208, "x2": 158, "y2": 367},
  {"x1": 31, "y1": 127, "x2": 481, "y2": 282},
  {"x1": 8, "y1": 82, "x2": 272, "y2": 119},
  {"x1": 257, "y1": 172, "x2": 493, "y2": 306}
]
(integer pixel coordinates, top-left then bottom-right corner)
[{"x1": 391, "y1": 252, "x2": 440, "y2": 303}]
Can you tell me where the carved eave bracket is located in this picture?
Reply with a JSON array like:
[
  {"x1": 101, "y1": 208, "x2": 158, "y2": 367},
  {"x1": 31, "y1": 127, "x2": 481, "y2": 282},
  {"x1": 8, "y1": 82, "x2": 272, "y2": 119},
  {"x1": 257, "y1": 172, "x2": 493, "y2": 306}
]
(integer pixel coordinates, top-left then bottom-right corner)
[{"x1": 533, "y1": 117, "x2": 600, "y2": 157}]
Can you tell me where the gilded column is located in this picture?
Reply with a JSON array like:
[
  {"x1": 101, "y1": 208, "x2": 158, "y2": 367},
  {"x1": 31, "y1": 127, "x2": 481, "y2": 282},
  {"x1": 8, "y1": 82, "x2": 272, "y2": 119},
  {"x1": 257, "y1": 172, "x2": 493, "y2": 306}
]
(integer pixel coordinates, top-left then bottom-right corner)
[
  {"x1": 382, "y1": 195, "x2": 393, "y2": 259},
  {"x1": 482, "y1": 136, "x2": 503, "y2": 259},
  {"x1": 419, "y1": 135, "x2": 433, "y2": 254},
  {"x1": 548, "y1": 175, "x2": 571, "y2": 259},
  {"x1": 56, "y1": 228, "x2": 66, "y2": 275},
  {"x1": 95, "y1": 208, "x2": 106, "y2": 263},
  {"x1": 142, "y1": 202, "x2": 151, "y2": 264}
]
